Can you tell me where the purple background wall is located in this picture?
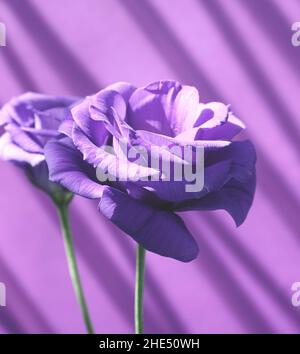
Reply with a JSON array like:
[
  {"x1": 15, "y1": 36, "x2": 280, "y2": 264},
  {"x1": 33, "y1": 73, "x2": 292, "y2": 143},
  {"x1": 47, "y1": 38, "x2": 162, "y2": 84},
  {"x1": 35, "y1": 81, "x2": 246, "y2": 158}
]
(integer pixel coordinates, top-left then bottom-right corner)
[{"x1": 0, "y1": 0, "x2": 300, "y2": 334}]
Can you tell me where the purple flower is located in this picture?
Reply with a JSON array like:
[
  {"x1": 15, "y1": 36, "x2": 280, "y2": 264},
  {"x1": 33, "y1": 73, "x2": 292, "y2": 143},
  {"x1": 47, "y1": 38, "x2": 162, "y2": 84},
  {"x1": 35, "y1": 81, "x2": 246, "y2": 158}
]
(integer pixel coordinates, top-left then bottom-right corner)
[
  {"x1": 0, "y1": 92, "x2": 78, "y2": 199},
  {"x1": 45, "y1": 81, "x2": 256, "y2": 262}
]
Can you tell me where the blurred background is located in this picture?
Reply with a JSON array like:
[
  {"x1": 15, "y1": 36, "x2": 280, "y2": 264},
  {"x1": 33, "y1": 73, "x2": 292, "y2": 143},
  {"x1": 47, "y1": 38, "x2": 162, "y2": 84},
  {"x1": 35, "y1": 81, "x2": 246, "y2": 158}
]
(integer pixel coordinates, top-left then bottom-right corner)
[{"x1": 0, "y1": 0, "x2": 300, "y2": 334}]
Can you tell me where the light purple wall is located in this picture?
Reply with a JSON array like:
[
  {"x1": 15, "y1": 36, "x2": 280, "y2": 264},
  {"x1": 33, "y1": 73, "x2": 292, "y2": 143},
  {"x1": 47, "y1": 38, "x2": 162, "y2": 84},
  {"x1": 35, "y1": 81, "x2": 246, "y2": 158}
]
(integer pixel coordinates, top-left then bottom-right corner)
[{"x1": 0, "y1": 0, "x2": 300, "y2": 333}]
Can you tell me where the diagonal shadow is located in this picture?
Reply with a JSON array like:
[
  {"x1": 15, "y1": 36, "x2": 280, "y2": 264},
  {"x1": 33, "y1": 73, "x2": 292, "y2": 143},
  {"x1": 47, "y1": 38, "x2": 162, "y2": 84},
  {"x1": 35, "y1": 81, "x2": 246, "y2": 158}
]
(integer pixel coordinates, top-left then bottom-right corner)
[
  {"x1": 0, "y1": 310, "x2": 27, "y2": 334},
  {"x1": 238, "y1": 0, "x2": 300, "y2": 81},
  {"x1": 5, "y1": 0, "x2": 101, "y2": 95},
  {"x1": 120, "y1": 0, "x2": 300, "y2": 330},
  {"x1": 88, "y1": 200, "x2": 188, "y2": 333},
  {"x1": 2, "y1": 43, "x2": 188, "y2": 332},
  {"x1": 199, "y1": 0, "x2": 300, "y2": 153},
  {"x1": 4, "y1": 0, "x2": 300, "y2": 245},
  {"x1": 70, "y1": 204, "x2": 163, "y2": 332},
  {"x1": 186, "y1": 215, "x2": 276, "y2": 333},
  {"x1": 0, "y1": 255, "x2": 55, "y2": 333},
  {"x1": 257, "y1": 152, "x2": 300, "y2": 240},
  {"x1": 202, "y1": 213, "x2": 300, "y2": 329},
  {"x1": 120, "y1": 0, "x2": 300, "y2": 245},
  {"x1": 6, "y1": 0, "x2": 298, "y2": 247},
  {"x1": 2, "y1": 0, "x2": 300, "y2": 332},
  {"x1": 0, "y1": 252, "x2": 28, "y2": 334},
  {"x1": 2, "y1": 165, "x2": 142, "y2": 331},
  {"x1": 118, "y1": 0, "x2": 218, "y2": 101},
  {"x1": 1, "y1": 44, "x2": 39, "y2": 91},
  {"x1": 51, "y1": 193, "x2": 187, "y2": 333},
  {"x1": 29, "y1": 186, "x2": 163, "y2": 333},
  {"x1": 28, "y1": 188, "x2": 137, "y2": 329}
]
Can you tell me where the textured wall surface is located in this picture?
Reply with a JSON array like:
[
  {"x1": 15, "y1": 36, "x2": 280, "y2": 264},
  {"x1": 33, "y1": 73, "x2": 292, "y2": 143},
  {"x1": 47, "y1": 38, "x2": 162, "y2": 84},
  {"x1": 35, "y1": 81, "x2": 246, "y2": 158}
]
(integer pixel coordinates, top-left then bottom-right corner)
[{"x1": 0, "y1": 0, "x2": 300, "y2": 333}]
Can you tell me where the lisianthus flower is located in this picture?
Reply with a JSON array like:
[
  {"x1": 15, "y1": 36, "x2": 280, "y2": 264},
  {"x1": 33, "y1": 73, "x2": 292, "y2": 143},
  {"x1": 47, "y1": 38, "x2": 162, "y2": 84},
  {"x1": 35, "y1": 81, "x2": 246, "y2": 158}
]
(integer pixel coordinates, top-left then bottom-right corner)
[
  {"x1": 0, "y1": 92, "x2": 78, "y2": 199},
  {"x1": 0, "y1": 92, "x2": 94, "y2": 333},
  {"x1": 45, "y1": 81, "x2": 256, "y2": 262}
]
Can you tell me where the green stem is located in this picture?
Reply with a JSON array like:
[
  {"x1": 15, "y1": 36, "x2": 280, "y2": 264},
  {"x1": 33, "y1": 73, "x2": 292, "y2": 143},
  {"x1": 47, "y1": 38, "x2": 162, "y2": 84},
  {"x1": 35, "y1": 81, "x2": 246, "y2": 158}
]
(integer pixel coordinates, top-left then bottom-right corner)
[
  {"x1": 135, "y1": 244, "x2": 146, "y2": 334},
  {"x1": 56, "y1": 203, "x2": 94, "y2": 334}
]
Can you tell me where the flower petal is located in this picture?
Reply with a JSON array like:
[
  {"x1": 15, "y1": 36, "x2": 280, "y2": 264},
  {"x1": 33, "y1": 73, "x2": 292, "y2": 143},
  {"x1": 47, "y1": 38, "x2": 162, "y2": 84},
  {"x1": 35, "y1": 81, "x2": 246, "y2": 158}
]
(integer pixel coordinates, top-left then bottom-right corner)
[
  {"x1": 193, "y1": 102, "x2": 229, "y2": 127},
  {"x1": 176, "y1": 174, "x2": 256, "y2": 226},
  {"x1": 10, "y1": 92, "x2": 78, "y2": 111},
  {"x1": 34, "y1": 106, "x2": 74, "y2": 131},
  {"x1": 72, "y1": 125, "x2": 160, "y2": 183},
  {"x1": 71, "y1": 96, "x2": 108, "y2": 147},
  {"x1": 105, "y1": 81, "x2": 136, "y2": 102},
  {"x1": 117, "y1": 129, "x2": 232, "y2": 202},
  {"x1": 175, "y1": 140, "x2": 257, "y2": 226},
  {"x1": 45, "y1": 138, "x2": 104, "y2": 199},
  {"x1": 98, "y1": 186, "x2": 199, "y2": 262},
  {"x1": 0, "y1": 92, "x2": 77, "y2": 125},
  {"x1": 177, "y1": 113, "x2": 245, "y2": 141},
  {"x1": 128, "y1": 80, "x2": 199, "y2": 136},
  {"x1": 5, "y1": 123, "x2": 43, "y2": 153},
  {"x1": 89, "y1": 90, "x2": 129, "y2": 140},
  {"x1": 205, "y1": 140, "x2": 256, "y2": 183},
  {"x1": 0, "y1": 132, "x2": 44, "y2": 166},
  {"x1": 59, "y1": 119, "x2": 75, "y2": 138},
  {"x1": 132, "y1": 159, "x2": 231, "y2": 203},
  {"x1": 133, "y1": 140, "x2": 255, "y2": 204}
]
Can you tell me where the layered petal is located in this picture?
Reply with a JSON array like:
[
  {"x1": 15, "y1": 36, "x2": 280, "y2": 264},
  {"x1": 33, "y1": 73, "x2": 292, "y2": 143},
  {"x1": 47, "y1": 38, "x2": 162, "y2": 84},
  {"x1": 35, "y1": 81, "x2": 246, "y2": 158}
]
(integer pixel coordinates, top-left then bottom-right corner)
[
  {"x1": 5, "y1": 123, "x2": 43, "y2": 154},
  {"x1": 89, "y1": 90, "x2": 129, "y2": 139},
  {"x1": 0, "y1": 132, "x2": 44, "y2": 166},
  {"x1": 193, "y1": 102, "x2": 229, "y2": 127},
  {"x1": 98, "y1": 186, "x2": 199, "y2": 262},
  {"x1": 34, "y1": 106, "x2": 74, "y2": 131},
  {"x1": 177, "y1": 114, "x2": 245, "y2": 141},
  {"x1": 176, "y1": 101, "x2": 245, "y2": 141},
  {"x1": 45, "y1": 138, "x2": 104, "y2": 199},
  {"x1": 8, "y1": 92, "x2": 77, "y2": 111},
  {"x1": 105, "y1": 81, "x2": 136, "y2": 102},
  {"x1": 176, "y1": 173, "x2": 256, "y2": 226},
  {"x1": 128, "y1": 80, "x2": 199, "y2": 136},
  {"x1": 0, "y1": 92, "x2": 77, "y2": 126},
  {"x1": 113, "y1": 128, "x2": 233, "y2": 203},
  {"x1": 59, "y1": 119, "x2": 75, "y2": 137},
  {"x1": 175, "y1": 140, "x2": 257, "y2": 226},
  {"x1": 71, "y1": 96, "x2": 108, "y2": 147},
  {"x1": 72, "y1": 125, "x2": 161, "y2": 183},
  {"x1": 130, "y1": 159, "x2": 231, "y2": 203},
  {"x1": 204, "y1": 140, "x2": 256, "y2": 182}
]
